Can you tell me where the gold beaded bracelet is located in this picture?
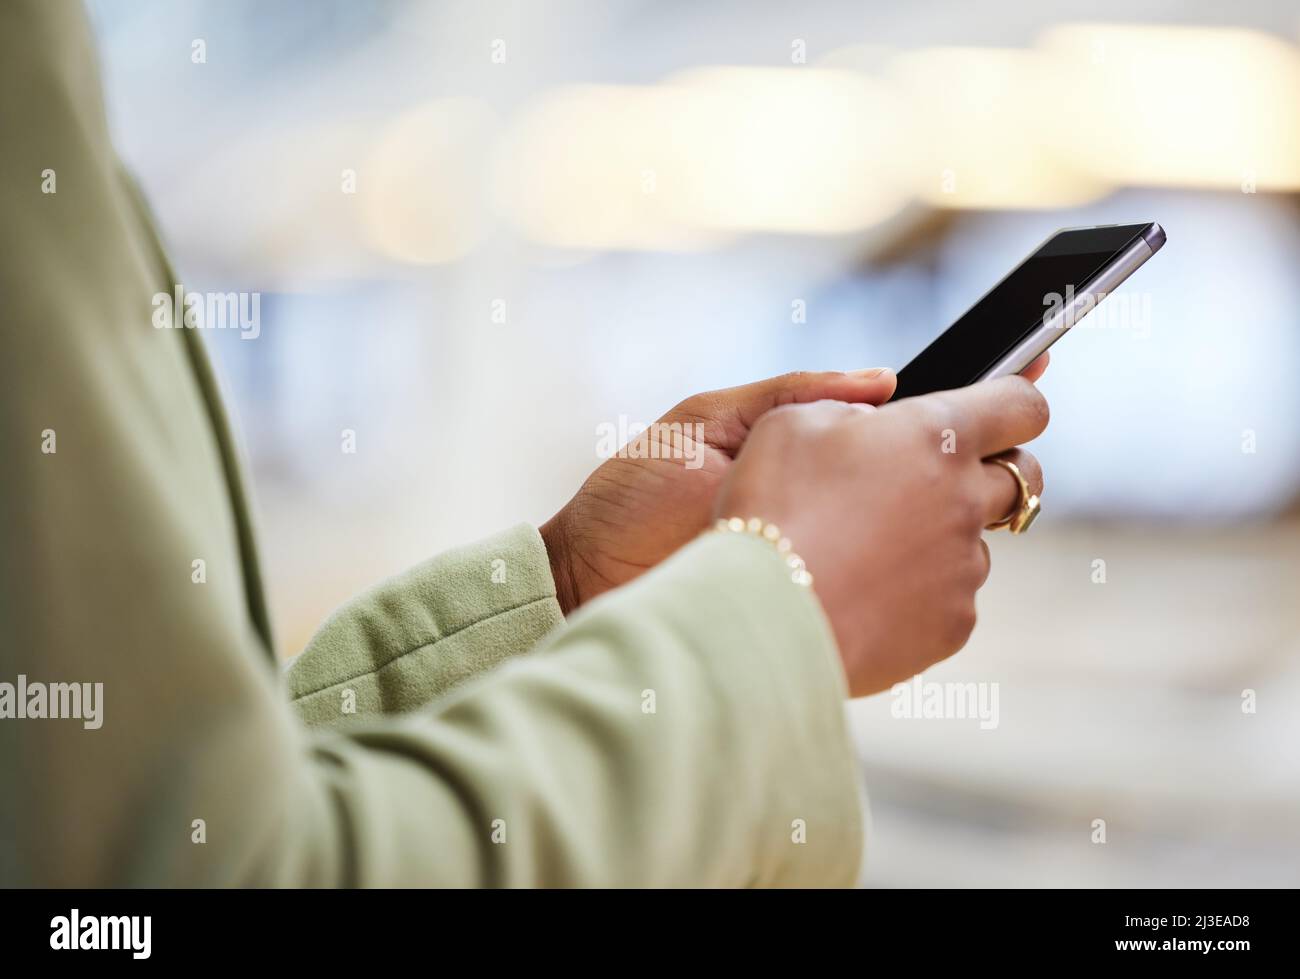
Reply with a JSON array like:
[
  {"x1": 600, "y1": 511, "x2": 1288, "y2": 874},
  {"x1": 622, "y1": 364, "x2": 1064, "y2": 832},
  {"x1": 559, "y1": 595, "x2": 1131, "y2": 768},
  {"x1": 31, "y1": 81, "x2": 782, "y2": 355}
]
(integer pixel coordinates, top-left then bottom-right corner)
[{"x1": 713, "y1": 516, "x2": 813, "y2": 587}]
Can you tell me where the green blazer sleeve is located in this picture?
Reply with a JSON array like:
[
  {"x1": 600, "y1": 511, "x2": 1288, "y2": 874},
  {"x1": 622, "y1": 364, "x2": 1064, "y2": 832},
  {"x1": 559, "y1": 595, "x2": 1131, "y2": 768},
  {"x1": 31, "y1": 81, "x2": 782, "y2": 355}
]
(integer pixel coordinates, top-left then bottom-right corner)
[
  {"x1": 307, "y1": 532, "x2": 865, "y2": 887},
  {"x1": 0, "y1": 0, "x2": 864, "y2": 887},
  {"x1": 285, "y1": 524, "x2": 565, "y2": 725}
]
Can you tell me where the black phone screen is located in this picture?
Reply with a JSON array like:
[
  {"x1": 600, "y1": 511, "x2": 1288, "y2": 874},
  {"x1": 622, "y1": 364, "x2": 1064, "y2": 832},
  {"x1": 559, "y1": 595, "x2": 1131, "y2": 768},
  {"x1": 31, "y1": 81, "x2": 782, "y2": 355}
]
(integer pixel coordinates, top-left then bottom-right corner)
[{"x1": 890, "y1": 224, "x2": 1151, "y2": 400}]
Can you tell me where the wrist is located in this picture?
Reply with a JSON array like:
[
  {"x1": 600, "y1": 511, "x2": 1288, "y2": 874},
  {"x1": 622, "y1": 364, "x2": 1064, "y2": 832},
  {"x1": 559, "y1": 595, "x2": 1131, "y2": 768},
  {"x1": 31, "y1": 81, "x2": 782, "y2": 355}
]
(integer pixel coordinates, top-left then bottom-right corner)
[
  {"x1": 539, "y1": 509, "x2": 580, "y2": 616},
  {"x1": 710, "y1": 516, "x2": 813, "y2": 588}
]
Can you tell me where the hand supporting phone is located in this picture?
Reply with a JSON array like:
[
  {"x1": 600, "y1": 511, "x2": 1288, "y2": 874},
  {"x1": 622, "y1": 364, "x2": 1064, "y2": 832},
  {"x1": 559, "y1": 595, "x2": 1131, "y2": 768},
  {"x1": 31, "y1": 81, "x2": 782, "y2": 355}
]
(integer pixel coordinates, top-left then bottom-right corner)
[{"x1": 890, "y1": 223, "x2": 1166, "y2": 401}]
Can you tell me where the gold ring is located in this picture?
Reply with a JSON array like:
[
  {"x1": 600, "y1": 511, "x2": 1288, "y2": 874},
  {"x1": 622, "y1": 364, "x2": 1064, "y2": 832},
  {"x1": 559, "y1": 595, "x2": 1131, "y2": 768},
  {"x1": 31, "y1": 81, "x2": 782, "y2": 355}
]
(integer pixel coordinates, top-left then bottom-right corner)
[{"x1": 984, "y1": 457, "x2": 1040, "y2": 534}]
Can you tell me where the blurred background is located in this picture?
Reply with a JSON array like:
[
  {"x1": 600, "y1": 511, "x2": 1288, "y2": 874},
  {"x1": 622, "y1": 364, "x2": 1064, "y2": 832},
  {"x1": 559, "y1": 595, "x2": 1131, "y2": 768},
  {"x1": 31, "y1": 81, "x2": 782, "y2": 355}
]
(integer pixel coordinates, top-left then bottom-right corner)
[{"x1": 86, "y1": 0, "x2": 1300, "y2": 886}]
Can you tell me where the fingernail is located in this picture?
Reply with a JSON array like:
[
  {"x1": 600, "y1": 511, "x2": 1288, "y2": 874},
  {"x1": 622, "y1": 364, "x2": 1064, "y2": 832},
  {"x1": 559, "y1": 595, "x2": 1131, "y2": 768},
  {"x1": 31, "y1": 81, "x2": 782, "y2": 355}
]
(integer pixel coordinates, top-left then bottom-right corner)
[{"x1": 850, "y1": 367, "x2": 891, "y2": 379}]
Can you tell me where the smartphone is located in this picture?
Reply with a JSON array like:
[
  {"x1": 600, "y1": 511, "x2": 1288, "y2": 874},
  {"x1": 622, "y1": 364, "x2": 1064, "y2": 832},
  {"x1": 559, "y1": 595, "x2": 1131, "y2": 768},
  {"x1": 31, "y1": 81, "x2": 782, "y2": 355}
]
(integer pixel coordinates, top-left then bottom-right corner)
[{"x1": 890, "y1": 223, "x2": 1166, "y2": 400}]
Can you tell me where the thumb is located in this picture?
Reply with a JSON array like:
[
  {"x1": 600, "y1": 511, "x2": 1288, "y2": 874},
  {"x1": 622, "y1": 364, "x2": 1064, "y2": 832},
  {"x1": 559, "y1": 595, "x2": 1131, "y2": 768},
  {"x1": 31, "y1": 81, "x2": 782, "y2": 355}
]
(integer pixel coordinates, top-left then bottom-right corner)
[{"x1": 668, "y1": 368, "x2": 896, "y2": 455}]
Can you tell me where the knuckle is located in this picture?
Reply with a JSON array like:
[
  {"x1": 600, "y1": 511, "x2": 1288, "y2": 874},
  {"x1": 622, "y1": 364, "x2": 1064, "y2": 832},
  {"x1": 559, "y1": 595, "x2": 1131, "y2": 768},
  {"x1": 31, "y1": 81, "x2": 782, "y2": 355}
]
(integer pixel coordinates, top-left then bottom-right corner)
[
  {"x1": 960, "y1": 490, "x2": 986, "y2": 530},
  {"x1": 945, "y1": 480, "x2": 982, "y2": 529},
  {"x1": 1016, "y1": 451, "x2": 1045, "y2": 495},
  {"x1": 949, "y1": 471, "x2": 985, "y2": 521},
  {"x1": 759, "y1": 400, "x2": 828, "y2": 435},
  {"x1": 920, "y1": 394, "x2": 957, "y2": 430},
  {"x1": 755, "y1": 401, "x2": 800, "y2": 429},
  {"x1": 804, "y1": 398, "x2": 853, "y2": 423},
  {"x1": 905, "y1": 396, "x2": 957, "y2": 447},
  {"x1": 944, "y1": 602, "x2": 979, "y2": 650},
  {"x1": 1018, "y1": 383, "x2": 1051, "y2": 433}
]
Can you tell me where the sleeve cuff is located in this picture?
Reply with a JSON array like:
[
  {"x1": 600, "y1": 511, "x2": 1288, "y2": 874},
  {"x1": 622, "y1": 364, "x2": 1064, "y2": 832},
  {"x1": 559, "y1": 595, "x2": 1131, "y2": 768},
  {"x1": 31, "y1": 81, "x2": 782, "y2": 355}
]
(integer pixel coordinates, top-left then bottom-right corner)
[{"x1": 286, "y1": 523, "x2": 564, "y2": 725}]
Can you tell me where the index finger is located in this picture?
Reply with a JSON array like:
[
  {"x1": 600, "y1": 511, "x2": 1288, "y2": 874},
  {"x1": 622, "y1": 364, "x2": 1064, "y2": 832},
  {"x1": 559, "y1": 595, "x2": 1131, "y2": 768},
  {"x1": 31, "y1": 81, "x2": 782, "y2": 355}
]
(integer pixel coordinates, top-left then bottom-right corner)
[{"x1": 931, "y1": 375, "x2": 1051, "y2": 457}]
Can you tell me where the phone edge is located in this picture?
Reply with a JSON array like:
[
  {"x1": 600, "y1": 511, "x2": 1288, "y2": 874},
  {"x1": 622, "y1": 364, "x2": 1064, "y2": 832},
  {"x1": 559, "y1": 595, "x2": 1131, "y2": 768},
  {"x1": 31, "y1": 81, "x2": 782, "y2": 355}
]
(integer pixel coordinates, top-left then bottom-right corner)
[{"x1": 981, "y1": 222, "x2": 1165, "y2": 381}]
